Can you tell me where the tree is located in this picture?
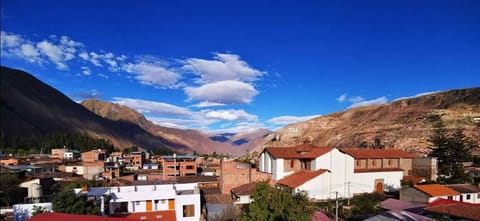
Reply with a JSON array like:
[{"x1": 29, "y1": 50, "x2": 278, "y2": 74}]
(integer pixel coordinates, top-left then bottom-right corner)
[
  {"x1": 351, "y1": 192, "x2": 384, "y2": 215},
  {"x1": 0, "y1": 173, "x2": 24, "y2": 207},
  {"x1": 52, "y1": 190, "x2": 99, "y2": 215},
  {"x1": 241, "y1": 182, "x2": 314, "y2": 221},
  {"x1": 428, "y1": 118, "x2": 478, "y2": 183}
]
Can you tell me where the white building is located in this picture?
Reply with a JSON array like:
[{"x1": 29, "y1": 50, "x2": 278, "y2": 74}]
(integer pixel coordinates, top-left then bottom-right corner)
[
  {"x1": 445, "y1": 184, "x2": 480, "y2": 204},
  {"x1": 77, "y1": 183, "x2": 201, "y2": 221},
  {"x1": 258, "y1": 144, "x2": 406, "y2": 200},
  {"x1": 13, "y1": 203, "x2": 52, "y2": 221}
]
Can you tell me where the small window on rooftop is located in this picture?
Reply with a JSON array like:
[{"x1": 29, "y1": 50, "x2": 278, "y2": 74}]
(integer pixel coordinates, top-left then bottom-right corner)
[
  {"x1": 290, "y1": 160, "x2": 294, "y2": 168},
  {"x1": 466, "y1": 194, "x2": 471, "y2": 200}
]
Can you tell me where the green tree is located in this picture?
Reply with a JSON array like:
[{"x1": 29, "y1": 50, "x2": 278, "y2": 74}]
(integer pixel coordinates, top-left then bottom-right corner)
[
  {"x1": 351, "y1": 192, "x2": 384, "y2": 215},
  {"x1": 428, "y1": 118, "x2": 478, "y2": 183},
  {"x1": 241, "y1": 182, "x2": 314, "y2": 221},
  {"x1": 52, "y1": 190, "x2": 100, "y2": 215},
  {"x1": 0, "y1": 173, "x2": 24, "y2": 207}
]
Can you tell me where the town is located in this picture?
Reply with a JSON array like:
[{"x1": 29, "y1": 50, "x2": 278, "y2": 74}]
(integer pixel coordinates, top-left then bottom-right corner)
[{"x1": 1, "y1": 139, "x2": 479, "y2": 221}]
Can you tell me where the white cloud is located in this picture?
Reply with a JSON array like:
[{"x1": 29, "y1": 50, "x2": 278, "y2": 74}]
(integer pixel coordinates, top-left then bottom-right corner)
[
  {"x1": 184, "y1": 80, "x2": 258, "y2": 104},
  {"x1": 393, "y1": 90, "x2": 441, "y2": 101},
  {"x1": 267, "y1": 114, "x2": 321, "y2": 125},
  {"x1": 19, "y1": 43, "x2": 41, "y2": 63},
  {"x1": 0, "y1": 31, "x2": 22, "y2": 48},
  {"x1": 112, "y1": 97, "x2": 191, "y2": 117},
  {"x1": 348, "y1": 96, "x2": 365, "y2": 104},
  {"x1": 190, "y1": 101, "x2": 226, "y2": 108},
  {"x1": 211, "y1": 121, "x2": 266, "y2": 133},
  {"x1": 183, "y1": 53, "x2": 264, "y2": 83},
  {"x1": 81, "y1": 66, "x2": 91, "y2": 76},
  {"x1": 336, "y1": 94, "x2": 347, "y2": 103},
  {"x1": 348, "y1": 96, "x2": 388, "y2": 108},
  {"x1": 123, "y1": 62, "x2": 181, "y2": 88},
  {"x1": 201, "y1": 109, "x2": 258, "y2": 121}
]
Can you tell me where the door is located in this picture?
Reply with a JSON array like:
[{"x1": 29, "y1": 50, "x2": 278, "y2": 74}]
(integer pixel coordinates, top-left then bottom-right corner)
[
  {"x1": 146, "y1": 200, "x2": 152, "y2": 211},
  {"x1": 168, "y1": 199, "x2": 175, "y2": 209},
  {"x1": 375, "y1": 179, "x2": 384, "y2": 194}
]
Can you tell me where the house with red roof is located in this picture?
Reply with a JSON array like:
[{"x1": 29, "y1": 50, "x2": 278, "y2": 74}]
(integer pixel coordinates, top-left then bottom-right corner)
[
  {"x1": 400, "y1": 184, "x2": 461, "y2": 203},
  {"x1": 258, "y1": 144, "x2": 410, "y2": 200}
]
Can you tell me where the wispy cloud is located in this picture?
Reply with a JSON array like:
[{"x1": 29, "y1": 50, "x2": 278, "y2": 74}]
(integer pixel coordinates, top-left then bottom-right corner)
[
  {"x1": 182, "y1": 53, "x2": 264, "y2": 84},
  {"x1": 123, "y1": 62, "x2": 182, "y2": 88},
  {"x1": 201, "y1": 109, "x2": 258, "y2": 121},
  {"x1": 348, "y1": 96, "x2": 388, "y2": 108},
  {"x1": 112, "y1": 97, "x2": 191, "y2": 117},
  {"x1": 336, "y1": 94, "x2": 347, "y2": 103},
  {"x1": 267, "y1": 114, "x2": 321, "y2": 125},
  {"x1": 184, "y1": 80, "x2": 258, "y2": 104},
  {"x1": 190, "y1": 101, "x2": 226, "y2": 108},
  {"x1": 393, "y1": 90, "x2": 441, "y2": 101}
]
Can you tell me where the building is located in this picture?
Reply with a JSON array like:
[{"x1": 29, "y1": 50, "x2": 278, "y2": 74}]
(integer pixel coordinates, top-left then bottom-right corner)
[
  {"x1": 51, "y1": 148, "x2": 80, "y2": 160},
  {"x1": 258, "y1": 144, "x2": 408, "y2": 200},
  {"x1": 123, "y1": 152, "x2": 145, "y2": 170},
  {"x1": 78, "y1": 183, "x2": 201, "y2": 221},
  {"x1": 161, "y1": 155, "x2": 197, "y2": 177},
  {"x1": 400, "y1": 184, "x2": 460, "y2": 203},
  {"x1": 341, "y1": 148, "x2": 416, "y2": 177},
  {"x1": 412, "y1": 157, "x2": 438, "y2": 181},
  {"x1": 58, "y1": 161, "x2": 104, "y2": 179},
  {"x1": 424, "y1": 198, "x2": 480, "y2": 220},
  {"x1": 0, "y1": 158, "x2": 21, "y2": 166},
  {"x1": 81, "y1": 149, "x2": 106, "y2": 162},
  {"x1": 445, "y1": 184, "x2": 480, "y2": 204},
  {"x1": 142, "y1": 163, "x2": 159, "y2": 170},
  {"x1": 220, "y1": 159, "x2": 271, "y2": 194}
]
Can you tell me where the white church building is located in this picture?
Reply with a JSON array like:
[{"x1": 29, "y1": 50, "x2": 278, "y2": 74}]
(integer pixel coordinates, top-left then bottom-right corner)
[{"x1": 258, "y1": 144, "x2": 415, "y2": 200}]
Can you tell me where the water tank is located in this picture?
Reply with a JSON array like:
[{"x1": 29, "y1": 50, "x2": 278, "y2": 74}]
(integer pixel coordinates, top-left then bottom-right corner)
[{"x1": 28, "y1": 183, "x2": 42, "y2": 198}]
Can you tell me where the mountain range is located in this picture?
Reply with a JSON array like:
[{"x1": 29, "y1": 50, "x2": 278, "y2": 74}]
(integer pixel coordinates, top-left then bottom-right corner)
[
  {"x1": 1, "y1": 66, "x2": 479, "y2": 156},
  {"x1": 262, "y1": 87, "x2": 480, "y2": 155},
  {"x1": 0, "y1": 66, "x2": 268, "y2": 155}
]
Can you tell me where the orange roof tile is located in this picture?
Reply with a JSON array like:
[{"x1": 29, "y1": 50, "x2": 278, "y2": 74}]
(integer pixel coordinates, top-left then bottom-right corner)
[
  {"x1": 265, "y1": 144, "x2": 333, "y2": 159},
  {"x1": 340, "y1": 148, "x2": 416, "y2": 159},
  {"x1": 414, "y1": 184, "x2": 460, "y2": 197},
  {"x1": 354, "y1": 168, "x2": 404, "y2": 173},
  {"x1": 277, "y1": 169, "x2": 329, "y2": 188}
]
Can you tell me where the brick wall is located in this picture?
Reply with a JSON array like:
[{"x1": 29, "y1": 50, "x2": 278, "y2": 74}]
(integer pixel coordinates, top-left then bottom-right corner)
[{"x1": 219, "y1": 160, "x2": 272, "y2": 194}]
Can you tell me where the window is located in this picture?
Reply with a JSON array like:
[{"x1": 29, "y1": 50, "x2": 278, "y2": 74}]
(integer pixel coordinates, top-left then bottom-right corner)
[
  {"x1": 466, "y1": 194, "x2": 471, "y2": 200},
  {"x1": 356, "y1": 160, "x2": 360, "y2": 167},
  {"x1": 372, "y1": 160, "x2": 376, "y2": 166},
  {"x1": 186, "y1": 165, "x2": 194, "y2": 169},
  {"x1": 448, "y1": 196, "x2": 453, "y2": 200},
  {"x1": 290, "y1": 160, "x2": 295, "y2": 168},
  {"x1": 388, "y1": 159, "x2": 392, "y2": 166},
  {"x1": 183, "y1": 204, "x2": 195, "y2": 217}
]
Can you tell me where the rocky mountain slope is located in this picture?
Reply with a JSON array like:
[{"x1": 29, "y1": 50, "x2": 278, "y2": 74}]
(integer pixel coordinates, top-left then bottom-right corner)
[
  {"x1": 262, "y1": 88, "x2": 480, "y2": 155},
  {"x1": 81, "y1": 99, "x2": 270, "y2": 155},
  {"x1": 0, "y1": 66, "x2": 188, "y2": 152}
]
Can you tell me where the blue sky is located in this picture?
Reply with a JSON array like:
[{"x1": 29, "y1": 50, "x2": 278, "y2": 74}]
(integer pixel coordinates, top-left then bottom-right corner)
[{"x1": 1, "y1": 0, "x2": 479, "y2": 133}]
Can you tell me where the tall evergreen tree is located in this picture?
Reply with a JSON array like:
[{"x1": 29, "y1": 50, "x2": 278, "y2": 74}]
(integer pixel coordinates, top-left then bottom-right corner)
[{"x1": 428, "y1": 118, "x2": 477, "y2": 183}]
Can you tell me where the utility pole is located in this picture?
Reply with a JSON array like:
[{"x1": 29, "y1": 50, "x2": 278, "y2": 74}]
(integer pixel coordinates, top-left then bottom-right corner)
[
  {"x1": 335, "y1": 191, "x2": 339, "y2": 221},
  {"x1": 347, "y1": 181, "x2": 351, "y2": 206}
]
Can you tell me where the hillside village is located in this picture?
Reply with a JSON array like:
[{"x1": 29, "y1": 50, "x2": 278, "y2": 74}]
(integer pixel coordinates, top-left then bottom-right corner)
[{"x1": 1, "y1": 139, "x2": 480, "y2": 221}]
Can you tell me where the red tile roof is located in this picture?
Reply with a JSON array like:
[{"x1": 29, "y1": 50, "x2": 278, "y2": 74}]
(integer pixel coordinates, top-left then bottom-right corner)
[
  {"x1": 354, "y1": 168, "x2": 404, "y2": 173},
  {"x1": 340, "y1": 148, "x2": 416, "y2": 159},
  {"x1": 414, "y1": 184, "x2": 460, "y2": 197},
  {"x1": 277, "y1": 169, "x2": 329, "y2": 188},
  {"x1": 118, "y1": 211, "x2": 176, "y2": 221},
  {"x1": 403, "y1": 175, "x2": 426, "y2": 184},
  {"x1": 265, "y1": 144, "x2": 333, "y2": 159},
  {"x1": 231, "y1": 182, "x2": 258, "y2": 195},
  {"x1": 27, "y1": 213, "x2": 141, "y2": 221},
  {"x1": 425, "y1": 199, "x2": 480, "y2": 220}
]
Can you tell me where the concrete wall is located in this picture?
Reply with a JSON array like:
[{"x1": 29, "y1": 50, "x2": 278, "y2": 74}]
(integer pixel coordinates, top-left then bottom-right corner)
[
  {"x1": 220, "y1": 160, "x2": 272, "y2": 194},
  {"x1": 400, "y1": 187, "x2": 430, "y2": 203}
]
